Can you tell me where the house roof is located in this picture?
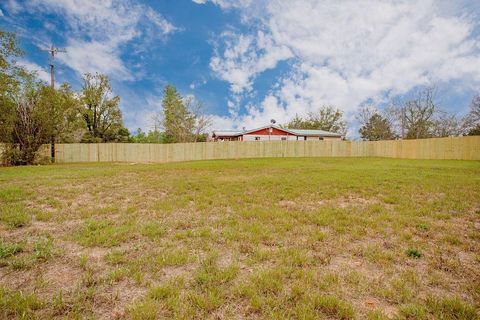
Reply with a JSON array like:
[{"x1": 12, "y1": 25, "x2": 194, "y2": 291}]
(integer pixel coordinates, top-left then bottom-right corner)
[
  {"x1": 288, "y1": 129, "x2": 342, "y2": 137},
  {"x1": 212, "y1": 125, "x2": 342, "y2": 137},
  {"x1": 241, "y1": 125, "x2": 294, "y2": 135},
  {"x1": 212, "y1": 130, "x2": 243, "y2": 137}
]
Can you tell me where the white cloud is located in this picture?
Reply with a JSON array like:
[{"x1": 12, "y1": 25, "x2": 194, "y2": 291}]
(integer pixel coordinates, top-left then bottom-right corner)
[
  {"x1": 17, "y1": 60, "x2": 51, "y2": 83},
  {"x1": 57, "y1": 40, "x2": 132, "y2": 80},
  {"x1": 205, "y1": 0, "x2": 480, "y2": 130},
  {"x1": 18, "y1": 0, "x2": 177, "y2": 80},
  {"x1": 211, "y1": 31, "x2": 292, "y2": 94},
  {"x1": 3, "y1": 0, "x2": 21, "y2": 14}
]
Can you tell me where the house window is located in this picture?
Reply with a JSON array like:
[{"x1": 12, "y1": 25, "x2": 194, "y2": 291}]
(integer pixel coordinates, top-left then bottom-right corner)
[
  {"x1": 319, "y1": 137, "x2": 324, "y2": 141},
  {"x1": 281, "y1": 137, "x2": 287, "y2": 141},
  {"x1": 255, "y1": 137, "x2": 260, "y2": 141}
]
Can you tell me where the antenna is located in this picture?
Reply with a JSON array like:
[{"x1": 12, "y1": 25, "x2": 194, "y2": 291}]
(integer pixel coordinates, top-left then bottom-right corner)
[{"x1": 41, "y1": 44, "x2": 66, "y2": 89}]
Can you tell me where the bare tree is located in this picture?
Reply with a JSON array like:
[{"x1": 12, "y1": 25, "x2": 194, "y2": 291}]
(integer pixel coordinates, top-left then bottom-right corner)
[
  {"x1": 185, "y1": 97, "x2": 212, "y2": 142},
  {"x1": 463, "y1": 95, "x2": 480, "y2": 135},
  {"x1": 386, "y1": 88, "x2": 437, "y2": 139},
  {"x1": 432, "y1": 110, "x2": 463, "y2": 137}
]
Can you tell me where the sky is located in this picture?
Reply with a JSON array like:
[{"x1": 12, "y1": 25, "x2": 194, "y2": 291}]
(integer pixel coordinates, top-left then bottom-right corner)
[{"x1": 1, "y1": 0, "x2": 480, "y2": 137}]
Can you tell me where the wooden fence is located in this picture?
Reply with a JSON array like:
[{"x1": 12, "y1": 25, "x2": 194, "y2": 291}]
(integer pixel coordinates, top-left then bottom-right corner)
[{"x1": 46, "y1": 136, "x2": 480, "y2": 163}]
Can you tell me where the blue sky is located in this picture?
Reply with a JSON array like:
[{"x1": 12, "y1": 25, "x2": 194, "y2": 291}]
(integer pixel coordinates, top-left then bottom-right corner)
[{"x1": 1, "y1": 0, "x2": 479, "y2": 137}]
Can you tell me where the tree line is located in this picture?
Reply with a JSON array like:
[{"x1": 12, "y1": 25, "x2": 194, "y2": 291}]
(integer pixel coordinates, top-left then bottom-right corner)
[
  {"x1": 0, "y1": 30, "x2": 211, "y2": 165},
  {"x1": 284, "y1": 87, "x2": 480, "y2": 141}
]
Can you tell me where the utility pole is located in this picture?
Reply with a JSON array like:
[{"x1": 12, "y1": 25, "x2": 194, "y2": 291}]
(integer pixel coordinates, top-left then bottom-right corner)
[{"x1": 41, "y1": 45, "x2": 66, "y2": 161}]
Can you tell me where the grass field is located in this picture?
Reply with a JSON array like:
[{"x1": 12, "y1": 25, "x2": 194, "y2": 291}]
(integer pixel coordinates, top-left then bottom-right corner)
[{"x1": 0, "y1": 158, "x2": 479, "y2": 319}]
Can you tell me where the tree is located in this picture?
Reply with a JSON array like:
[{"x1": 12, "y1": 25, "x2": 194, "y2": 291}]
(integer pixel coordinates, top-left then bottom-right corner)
[
  {"x1": 431, "y1": 111, "x2": 463, "y2": 137},
  {"x1": 161, "y1": 85, "x2": 195, "y2": 143},
  {"x1": 359, "y1": 113, "x2": 396, "y2": 141},
  {"x1": 285, "y1": 106, "x2": 347, "y2": 134},
  {"x1": 5, "y1": 77, "x2": 52, "y2": 165},
  {"x1": 79, "y1": 73, "x2": 129, "y2": 142},
  {"x1": 0, "y1": 30, "x2": 25, "y2": 143},
  {"x1": 184, "y1": 96, "x2": 212, "y2": 142},
  {"x1": 131, "y1": 128, "x2": 168, "y2": 143},
  {"x1": 465, "y1": 95, "x2": 480, "y2": 136},
  {"x1": 391, "y1": 88, "x2": 436, "y2": 139}
]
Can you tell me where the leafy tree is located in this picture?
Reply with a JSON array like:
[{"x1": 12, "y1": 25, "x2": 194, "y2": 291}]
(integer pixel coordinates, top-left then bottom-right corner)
[
  {"x1": 79, "y1": 73, "x2": 129, "y2": 142},
  {"x1": 285, "y1": 106, "x2": 347, "y2": 134},
  {"x1": 359, "y1": 113, "x2": 396, "y2": 141},
  {"x1": 161, "y1": 85, "x2": 195, "y2": 143},
  {"x1": 131, "y1": 128, "x2": 168, "y2": 143},
  {"x1": 0, "y1": 30, "x2": 25, "y2": 143},
  {"x1": 6, "y1": 77, "x2": 52, "y2": 165}
]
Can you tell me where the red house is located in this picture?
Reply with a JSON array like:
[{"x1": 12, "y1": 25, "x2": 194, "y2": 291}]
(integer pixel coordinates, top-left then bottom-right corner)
[{"x1": 211, "y1": 124, "x2": 343, "y2": 141}]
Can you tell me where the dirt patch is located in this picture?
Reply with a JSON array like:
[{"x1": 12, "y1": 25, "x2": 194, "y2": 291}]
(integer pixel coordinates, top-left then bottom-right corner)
[{"x1": 278, "y1": 194, "x2": 383, "y2": 211}]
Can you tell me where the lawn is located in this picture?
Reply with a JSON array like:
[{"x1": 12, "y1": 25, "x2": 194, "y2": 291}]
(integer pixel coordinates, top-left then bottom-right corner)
[{"x1": 0, "y1": 158, "x2": 479, "y2": 319}]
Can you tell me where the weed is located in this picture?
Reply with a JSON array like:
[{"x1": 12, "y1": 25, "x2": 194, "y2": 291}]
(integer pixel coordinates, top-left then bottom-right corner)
[
  {"x1": 33, "y1": 235, "x2": 54, "y2": 261},
  {"x1": 0, "y1": 239, "x2": 23, "y2": 259},
  {"x1": 0, "y1": 287, "x2": 43, "y2": 318},
  {"x1": 74, "y1": 219, "x2": 135, "y2": 247},
  {"x1": 311, "y1": 294, "x2": 355, "y2": 319},
  {"x1": 406, "y1": 248, "x2": 422, "y2": 259},
  {"x1": 141, "y1": 222, "x2": 166, "y2": 239},
  {"x1": 0, "y1": 204, "x2": 30, "y2": 228}
]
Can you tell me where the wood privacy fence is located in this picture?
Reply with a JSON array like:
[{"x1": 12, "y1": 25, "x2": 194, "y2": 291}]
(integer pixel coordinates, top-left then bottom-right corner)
[{"x1": 47, "y1": 136, "x2": 480, "y2": 163}]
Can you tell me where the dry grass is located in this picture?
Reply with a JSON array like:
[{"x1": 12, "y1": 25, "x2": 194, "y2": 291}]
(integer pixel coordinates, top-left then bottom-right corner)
[{"x1": 0, "y1": 158, "x2": 479, "y2": 319}]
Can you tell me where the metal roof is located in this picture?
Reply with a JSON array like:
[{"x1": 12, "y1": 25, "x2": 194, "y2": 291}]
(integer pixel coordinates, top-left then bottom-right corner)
[
  {"x1": 288, "y1": 129, "x2": 342, "y2": 137},
  {"x1": 212, "y1": 130, "x2": 243, "y2": 137},
  {"x1": 212, "y1": 125, "x2": 342, "y2": 137}
]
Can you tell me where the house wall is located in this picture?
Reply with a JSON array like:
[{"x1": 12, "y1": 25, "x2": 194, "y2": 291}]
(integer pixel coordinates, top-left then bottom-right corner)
[
  {"x1": 247, "y1": 127, "x2": 295, "y2": 136},
  {"x1": 243, "y1": 134, "x2": 297, "y2": 141}
]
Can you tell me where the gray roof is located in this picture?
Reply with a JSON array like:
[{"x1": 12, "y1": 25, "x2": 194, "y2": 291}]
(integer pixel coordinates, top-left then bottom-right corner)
[
  {"x1": 213, "y1": 125, "x2": 342, "y2": 137},
  {"x1": 288, "y1": 129, "x2": 342, "y2": 137},
  {"x1": 212, "y1": 130, "x2": 242, "y2": 137}
]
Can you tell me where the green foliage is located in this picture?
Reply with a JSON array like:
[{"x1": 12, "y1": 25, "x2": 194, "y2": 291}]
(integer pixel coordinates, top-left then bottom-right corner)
[
  {"x1": 79, "y1": 73, "x2": 129, "y2": 142},
  {"x1": 359, "y1": 113, "x2": 396, "y2": 141},
  {"x1": 0, "y1": 30, "x2": 25, "y2": 145},
  {"x1": 285, "y1": 106, "x2": 347, "y2": 134},
  {"x1": 131, "y1": 128, "x2": 168, "y2": 143},
  {"x1": 0, "y1": 30, "x2": 82, "y2": 164},
  {"x1": 162, "y1": 84, "x2": 195, "y2": 143},
  {"x1": 406, "y1": 248, "x2": 422, "y2": 259}
]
